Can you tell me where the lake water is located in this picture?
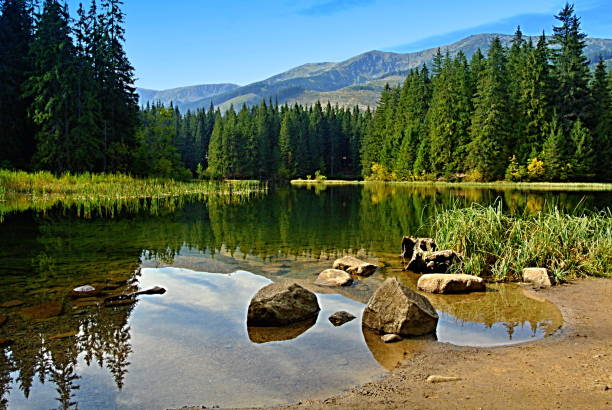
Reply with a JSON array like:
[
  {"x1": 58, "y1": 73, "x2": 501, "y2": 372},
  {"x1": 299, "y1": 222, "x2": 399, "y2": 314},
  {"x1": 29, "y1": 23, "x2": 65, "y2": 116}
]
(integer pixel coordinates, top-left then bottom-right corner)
[{"x1": 0, "y1": 184, "x2": 609, "y2": 409}]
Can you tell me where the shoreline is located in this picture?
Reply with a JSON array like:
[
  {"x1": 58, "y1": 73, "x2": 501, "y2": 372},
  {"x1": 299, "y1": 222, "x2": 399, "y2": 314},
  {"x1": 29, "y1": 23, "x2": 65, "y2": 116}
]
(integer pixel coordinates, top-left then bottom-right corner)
[
  {"x1": 177, "y1": 278, "x2": 612, "y2": 409},
  {"x1": 290, "y1": 179, "x2": 612, "y2": 191}
]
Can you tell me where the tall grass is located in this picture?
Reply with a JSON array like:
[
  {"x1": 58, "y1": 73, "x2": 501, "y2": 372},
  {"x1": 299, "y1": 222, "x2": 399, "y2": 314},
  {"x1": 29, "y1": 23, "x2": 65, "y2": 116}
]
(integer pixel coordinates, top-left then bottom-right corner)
[
  {"x1": 0, "y1": 170, "x2": 267, "y2": 221},
  {"x1": 431, "y1": 202, "x2": 611, "y2": 282}
]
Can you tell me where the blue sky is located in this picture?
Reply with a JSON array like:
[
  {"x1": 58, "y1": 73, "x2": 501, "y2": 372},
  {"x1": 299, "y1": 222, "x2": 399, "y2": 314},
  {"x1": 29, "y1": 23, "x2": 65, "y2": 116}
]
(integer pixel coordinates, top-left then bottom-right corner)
[{"x1": 65, "y1": 0, "x2": 611, "y2": 90}]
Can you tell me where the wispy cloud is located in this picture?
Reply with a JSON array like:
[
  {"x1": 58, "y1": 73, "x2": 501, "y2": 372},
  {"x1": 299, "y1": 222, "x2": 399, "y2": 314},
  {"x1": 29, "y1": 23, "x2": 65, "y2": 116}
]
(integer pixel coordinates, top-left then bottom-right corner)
[{"x1": 297, "y1": 0, "x2": 375, "y2": 16}]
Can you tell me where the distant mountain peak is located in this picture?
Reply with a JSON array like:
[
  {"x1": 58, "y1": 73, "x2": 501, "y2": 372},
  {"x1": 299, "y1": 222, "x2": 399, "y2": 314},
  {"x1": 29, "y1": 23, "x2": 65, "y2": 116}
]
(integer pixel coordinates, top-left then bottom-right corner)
[{"x1": 137, "y1": 33, "x2": 612, "y2": 112}]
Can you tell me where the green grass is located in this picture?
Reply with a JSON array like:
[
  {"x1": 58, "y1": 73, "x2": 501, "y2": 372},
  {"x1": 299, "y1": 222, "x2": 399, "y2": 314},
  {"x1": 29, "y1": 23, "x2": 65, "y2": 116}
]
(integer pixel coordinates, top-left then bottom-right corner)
[
  {"x1": 292, "y1": 179, "x2": 612, "y2": 191},
  {"x1": 0, "y1": 170, "x2": 267, "y2": 221},
  {"x1": 430, "y1": 203, "x2": 611, "y2": 282}
]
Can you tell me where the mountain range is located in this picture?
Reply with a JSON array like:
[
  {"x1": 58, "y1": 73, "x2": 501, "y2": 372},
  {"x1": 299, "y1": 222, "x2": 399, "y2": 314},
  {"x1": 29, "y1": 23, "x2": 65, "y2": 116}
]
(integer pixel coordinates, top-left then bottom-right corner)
[{"x1": 137, "y1": 33, "x2": 612, "y2": 111}]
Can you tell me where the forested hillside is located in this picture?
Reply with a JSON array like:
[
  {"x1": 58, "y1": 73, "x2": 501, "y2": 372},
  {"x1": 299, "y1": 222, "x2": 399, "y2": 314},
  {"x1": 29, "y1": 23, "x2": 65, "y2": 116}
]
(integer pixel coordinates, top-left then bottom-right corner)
[{"x1": 0, "y1": 1, "x2": 610, "y2": 182}]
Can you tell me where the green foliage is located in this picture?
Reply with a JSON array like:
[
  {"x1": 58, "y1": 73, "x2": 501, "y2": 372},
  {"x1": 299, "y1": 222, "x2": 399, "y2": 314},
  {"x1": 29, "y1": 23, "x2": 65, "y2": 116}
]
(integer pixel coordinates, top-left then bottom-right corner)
[
  {"x1": 505, "y1": 156, "x2": 527, "y2": 182},
  {"x1": 527, "y1": 157, "x2": 545, "y2": 181},
  {"x1": 365, "y1": 163, "x2": 396, "y2": 181},
  {"x1": 431, "y1": 203, "x2": 612, "y2": 281}
]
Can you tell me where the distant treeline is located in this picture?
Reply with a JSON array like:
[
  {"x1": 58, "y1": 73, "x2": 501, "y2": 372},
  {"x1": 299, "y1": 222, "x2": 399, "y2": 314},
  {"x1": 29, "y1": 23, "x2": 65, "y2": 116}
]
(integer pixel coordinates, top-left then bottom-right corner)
[
  {"x1": 0, "y1": 1, "x2": 610, "y2": 182},
  {"x1": 141, "y1": 101, "x2": 370, "y2": 180}
]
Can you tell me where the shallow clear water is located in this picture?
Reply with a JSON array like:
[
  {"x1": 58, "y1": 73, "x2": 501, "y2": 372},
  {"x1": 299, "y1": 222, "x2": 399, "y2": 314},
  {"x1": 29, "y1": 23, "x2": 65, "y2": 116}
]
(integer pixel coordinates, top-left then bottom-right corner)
[{"x1": 1, "y1": 184, "x2": 608, "y2": 409}]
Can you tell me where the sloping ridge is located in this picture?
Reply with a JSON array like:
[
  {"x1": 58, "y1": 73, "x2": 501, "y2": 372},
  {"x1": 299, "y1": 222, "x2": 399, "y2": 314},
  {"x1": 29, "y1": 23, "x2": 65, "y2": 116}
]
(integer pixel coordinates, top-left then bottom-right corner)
[{"x1": 138, "y1": 33, "x2": 612, "y2": 111}]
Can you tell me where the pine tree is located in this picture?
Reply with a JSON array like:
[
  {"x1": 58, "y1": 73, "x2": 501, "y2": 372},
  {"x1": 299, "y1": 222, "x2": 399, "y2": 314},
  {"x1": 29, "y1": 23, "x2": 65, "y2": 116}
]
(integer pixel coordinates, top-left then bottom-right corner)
[
  {"x1": 550, "y1": 3, "x2": 592, "y2": 128},
  {"x1": 466, "y1": 37, "x2": 511, "y2": 181},
  {"x1": 590, "y1": 60, "x2": 611, "y2": 180},
  {"x1": 541, "y1": 116, "x2": 569, "y2": 181},
  {"x1": 569, "y1": 119, "x2": 595, "y2": 180},
  {"x1": 0, "y1": 0, "x2": 36, "y2": 168}
]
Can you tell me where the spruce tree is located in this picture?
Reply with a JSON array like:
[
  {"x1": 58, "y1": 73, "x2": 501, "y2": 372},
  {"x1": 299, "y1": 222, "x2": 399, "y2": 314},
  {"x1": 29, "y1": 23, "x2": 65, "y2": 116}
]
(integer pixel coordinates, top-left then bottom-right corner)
[
  {"x1": 0, "y1": 0, "x2": 35, "y2": 168},
  {"x1": 550, "y1": 3, "x2": 592, "y2": 128},
  {"x1": 466, "y1": 37, "x2": 511, "y2": 181},
  {"x1": 590, "y1": 60, "x2": 611, "y2": 180}
]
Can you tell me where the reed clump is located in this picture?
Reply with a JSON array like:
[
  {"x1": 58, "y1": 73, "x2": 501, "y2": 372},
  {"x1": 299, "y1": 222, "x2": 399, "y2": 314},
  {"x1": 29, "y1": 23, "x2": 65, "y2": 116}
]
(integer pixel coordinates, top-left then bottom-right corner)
[
  {"x1": 0, "y1": 170, "x2": 266, "y2": 221},
  {"x1": 431, "y1": 203, "x2": 611, "y2": 282}
]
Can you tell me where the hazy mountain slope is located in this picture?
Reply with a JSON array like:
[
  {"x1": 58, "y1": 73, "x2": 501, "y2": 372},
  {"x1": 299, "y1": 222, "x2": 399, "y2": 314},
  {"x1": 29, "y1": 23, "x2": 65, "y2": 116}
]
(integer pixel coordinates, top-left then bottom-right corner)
[
  {"x1": 137, "y1": 83, "x2": 239, "y2": 107},
  {"x1": 139, "y1": 34, "x2": 612, "y2": 111}
]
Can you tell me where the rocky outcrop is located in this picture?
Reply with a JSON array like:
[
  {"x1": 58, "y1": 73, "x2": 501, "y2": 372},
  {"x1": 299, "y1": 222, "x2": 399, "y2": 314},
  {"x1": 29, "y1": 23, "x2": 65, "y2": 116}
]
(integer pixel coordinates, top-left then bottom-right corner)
[
  {"x1": 405, "y1": 249, "x2": 462, "y2": 274},
  {"x1": 333, "y1": 256, "x2": 378, "y2": 276},
  {"x1": 401, "y1": 236, "x2": 436, "y2": 260},
  {"x1": 522, "y1": 268, "x2": 552, "y2": 288},
  {"x1": 417, "y1": 274, "x2": 485, "y2": 294},
  {"x1": 247, "y1": 282, "x2": 320, "y2": 326},
  {"x1": 315, "y1": 269, "x2": 353, "y2": 287},
  {"x1": 362, "y1": 278, "x2": 438, "y2": 336},
  {"x1": 328, "y1": 311, "x2": 356, "y2": 326}
]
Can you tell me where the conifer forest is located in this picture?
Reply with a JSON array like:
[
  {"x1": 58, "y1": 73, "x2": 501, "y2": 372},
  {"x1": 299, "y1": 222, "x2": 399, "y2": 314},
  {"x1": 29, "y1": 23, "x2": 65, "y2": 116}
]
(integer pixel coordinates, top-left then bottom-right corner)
[{"x1": 0, "y1": 1, "x2": 610, "y2": 182}]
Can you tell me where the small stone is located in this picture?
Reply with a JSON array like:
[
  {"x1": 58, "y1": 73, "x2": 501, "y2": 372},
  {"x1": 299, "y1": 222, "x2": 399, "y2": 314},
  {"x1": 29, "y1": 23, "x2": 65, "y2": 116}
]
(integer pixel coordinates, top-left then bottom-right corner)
[
  {"x1": 315, "y1": 269, "x2": 353, "y2": 287},
  {"x1": 0, "y1": 300, "x2": 24, "y2": 308},
  {"x1": 328, "y1": 311, "x2": 356, "y2": 326},
  {"x1": 381, "y1": 334, "x2": 403, "y2": 343},
  {"x1": 70, "y1": 285, "x2": 99, "y2": 298},
  {"x1": 522, "y1": 268, "x2": 552, "y2": 288},
  {"x1": 332, "y1": 256, "x2": 378, "y2": 276},
  {"x1": 427, "y1": 375, "x2": 462, "y2": 383}
]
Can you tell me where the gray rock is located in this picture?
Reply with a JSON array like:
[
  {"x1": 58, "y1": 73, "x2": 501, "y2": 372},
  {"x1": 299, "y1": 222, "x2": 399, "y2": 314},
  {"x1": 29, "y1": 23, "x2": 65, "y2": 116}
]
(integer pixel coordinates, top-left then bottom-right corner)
[
  {"x1": 315, "y1": 269, "x2": 353, "y2": 287},
  {"x1": 381, "y1": 333, "x2": 403, "y2": 343},
  {"x1": 333, "y1": 256, "x2": 378, "y2": 276},
  {"x1": 417, "y1": 274, "x2": 485, "y2": 294},
  {"x1": 247, "y1": 282, "x2": 320, "y2": 326},
  {"x1": 362, "y1": 278, "x2": 438, "y2": 336},
  {"x1": 328, "y1": 311, "x2": 356, "y2": 326},
  {"x1": 404, "y1": 249, "x2": 462, "y2": 273},
  {"x1": 401, "y1": 236, "x2": 436, "y2": 260},
  {"x1": 522, "y1": 268, "x2": 552, "y2": 288}
]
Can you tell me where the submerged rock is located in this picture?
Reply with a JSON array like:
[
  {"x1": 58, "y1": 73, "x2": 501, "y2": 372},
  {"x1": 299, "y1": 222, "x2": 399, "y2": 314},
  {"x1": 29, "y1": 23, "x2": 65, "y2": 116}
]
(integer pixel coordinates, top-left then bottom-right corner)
[
  {"x1": 50, "y1": 331, "x2": 79, "y2": 340},
  {"x1": 18, "y1": 301, "x2": 63, "y2": 320},
  {"x1": 315, "y1": 269, "x2": 353, "y2": 287},
  {"x1": 333, "y1": 256, "x2": 378, "y2": 276},
  {"x1": 417, "y1": 274, "x2": 485, "y2": 294},
  {"x1": 247, "y1": 316, "x2": 317, "y2": 343},
  {"x1": 381, "y1": 333, "x2": 403, "y2": 343},
  {"x1": 362, "y1": 278, "x2": 438, "y2": 336},
  {"x1": 522, "y1": 268, "x2": 552, "y2": 288},
  {"x1": 328, "y1": 311, "x2": 356, "y2": 327},
  {"x1": 70, "y1": 285, "x2": 100, "y2": 298},
  {"x1": 0, "y1": 315, "x2": 6, "y2": 327},
  {"x1": 247, "y1": 282, "x2": 320, "y2": 326},
  {"x1": 0, "y1": 300, "x2": 24, "y2": 308}
]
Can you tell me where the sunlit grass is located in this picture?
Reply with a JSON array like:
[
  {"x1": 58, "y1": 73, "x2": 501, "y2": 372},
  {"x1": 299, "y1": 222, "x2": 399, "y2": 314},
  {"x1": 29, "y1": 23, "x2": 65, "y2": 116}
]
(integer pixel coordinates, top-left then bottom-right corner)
[
  {"x1": 0, "y1": 170, "x2": 267, "y2": 221},
  {"x1": 430, "y1": 202, "x2": 611, "y2": 282}
]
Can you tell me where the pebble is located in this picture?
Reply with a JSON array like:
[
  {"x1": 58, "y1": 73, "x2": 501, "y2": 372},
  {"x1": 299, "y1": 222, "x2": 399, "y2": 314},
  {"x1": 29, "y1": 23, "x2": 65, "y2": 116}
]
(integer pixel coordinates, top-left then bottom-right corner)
[
  {"x1": 381, "y1": 334, "x2": 403, "y2": 343},
  {"x1": 427, "y1": 375, "x2": 462, "y2": 383}
]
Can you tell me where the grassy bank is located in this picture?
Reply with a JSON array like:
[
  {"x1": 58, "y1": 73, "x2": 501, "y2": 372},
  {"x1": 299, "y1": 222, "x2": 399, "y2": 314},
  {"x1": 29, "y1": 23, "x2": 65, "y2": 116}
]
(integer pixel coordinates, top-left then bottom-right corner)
[
  {"x1": 0, "y1": 170, "x2": 267, "y2": 221},
  {"x1": 291, "y1": 179, "x2": 612, "y2": 191},
  {"x1": 431, "y1": 203, "x2": 611, "y2": 282}
]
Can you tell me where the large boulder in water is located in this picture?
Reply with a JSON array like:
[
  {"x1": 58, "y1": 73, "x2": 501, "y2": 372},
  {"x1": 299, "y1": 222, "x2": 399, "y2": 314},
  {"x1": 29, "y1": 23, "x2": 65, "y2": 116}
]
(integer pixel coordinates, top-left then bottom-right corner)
[
  {"x1": 417, "y1": 274, "x2": 485, "y2": 294},
  {"x1": 333, "y1": 256, "x2": 378, "y2": 276},
  {"x1": 401, "y1": 236, "x2": 436, "y2": 260},
  {"x1": 315, "y1": 269, "x2": 353, "y2": 287},
  {"x1": 362, "y1": 278, "x2": 438, "y2": 336},
  {"x1": 247, "y1": 282, "x2": 320, "y2": 326},
  {"x1": 405, "y1": 249, "x2": 462, "y2": 274}
]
